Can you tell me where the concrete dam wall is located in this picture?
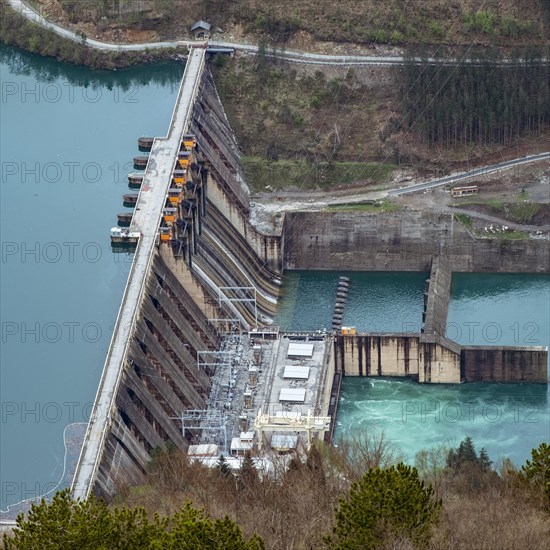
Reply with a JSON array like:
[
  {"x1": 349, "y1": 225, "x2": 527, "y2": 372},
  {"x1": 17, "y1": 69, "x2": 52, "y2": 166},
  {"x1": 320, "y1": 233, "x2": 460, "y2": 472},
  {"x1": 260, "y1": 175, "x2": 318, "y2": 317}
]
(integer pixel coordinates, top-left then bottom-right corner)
[
  {"x1": 189, "y1": 68, "x2": 282, "y2": 323},
  {"x1": 335, "y1": 334, "x2": 547, "y2": 384},
  {"x1": 283, "y1": 211, "x2": 550, "y2": 273},
  {"x1": 75, "y1": 51, "x2": 547, "y2": 503},
  {"x1": 94, "y1": 253, "x2": 220, "y2": 496}
]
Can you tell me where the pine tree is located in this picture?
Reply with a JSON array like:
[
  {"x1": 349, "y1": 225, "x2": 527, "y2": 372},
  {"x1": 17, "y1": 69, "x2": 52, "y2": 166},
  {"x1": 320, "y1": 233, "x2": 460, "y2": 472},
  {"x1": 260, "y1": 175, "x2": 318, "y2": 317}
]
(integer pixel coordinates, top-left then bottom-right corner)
[
  {"x1": 218, "y1": 454, "x2": 231, "y2": 477},
  {"x1": 447, "y1": 436, "x2": 484, "y2": 471},
  {"x1": 238, "y1": 452, "x2": 259, "y2": 494},
  {"x1": 166, "y1": 502, "x2": 264, "y2": 549},
  {"x1": 478, "y1": 448, "x2": 493, "y2": 472},
  {"x1": 457, "y1": 436, "x2": 478, "y2": 465},
  {"x1": 521, "y1": 442, "x2": 550, "y2": 508},
  {"x1": 324, "y1": 463, "x2": 441, "y2": 549},
  {"x1": 2, "y1": 489, "x2": 264, "y2": 550}
]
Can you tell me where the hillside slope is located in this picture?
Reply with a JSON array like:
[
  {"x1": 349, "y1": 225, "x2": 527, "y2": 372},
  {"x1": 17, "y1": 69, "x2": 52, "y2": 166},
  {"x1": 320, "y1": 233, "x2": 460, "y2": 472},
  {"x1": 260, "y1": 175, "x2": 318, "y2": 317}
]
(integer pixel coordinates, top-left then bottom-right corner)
[{"x1": 29, "y1": 0, "x2": 550, "y2": 48}]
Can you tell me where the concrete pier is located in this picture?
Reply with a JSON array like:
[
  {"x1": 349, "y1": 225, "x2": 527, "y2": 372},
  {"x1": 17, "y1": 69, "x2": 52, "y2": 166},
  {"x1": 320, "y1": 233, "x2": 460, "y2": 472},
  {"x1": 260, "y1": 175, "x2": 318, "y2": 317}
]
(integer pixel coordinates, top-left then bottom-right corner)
[
  {"x1": 335, "y1": 333, "x2": 547, "y2": 383},
  {"x1": 422, "y1": 255, "x2": 452, "y2": 339},
  {"x1": 462, "y1": 346, "x2": 548, "y2": 382}
]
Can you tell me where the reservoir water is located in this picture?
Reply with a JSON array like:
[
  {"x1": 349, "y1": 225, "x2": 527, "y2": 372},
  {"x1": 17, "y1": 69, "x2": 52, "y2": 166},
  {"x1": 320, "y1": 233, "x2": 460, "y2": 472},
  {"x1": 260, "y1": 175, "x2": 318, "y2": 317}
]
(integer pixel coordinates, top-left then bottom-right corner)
[
  {"x1": 276, "y1": 271, "x2": 428, "y2": 332},
  {"x1": 0, "y1": 45, "x2": 183, "y2": 513},
  {"x1": 277, "y1": 270, "x2": 549, "y2": 468}
]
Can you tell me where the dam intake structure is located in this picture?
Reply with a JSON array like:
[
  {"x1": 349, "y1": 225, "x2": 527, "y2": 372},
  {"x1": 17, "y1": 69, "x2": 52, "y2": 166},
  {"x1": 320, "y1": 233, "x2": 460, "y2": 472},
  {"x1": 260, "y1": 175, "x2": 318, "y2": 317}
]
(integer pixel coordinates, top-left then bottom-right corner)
[{"x1": 70, "y1": 49, "x2": 548, "y2": 504}]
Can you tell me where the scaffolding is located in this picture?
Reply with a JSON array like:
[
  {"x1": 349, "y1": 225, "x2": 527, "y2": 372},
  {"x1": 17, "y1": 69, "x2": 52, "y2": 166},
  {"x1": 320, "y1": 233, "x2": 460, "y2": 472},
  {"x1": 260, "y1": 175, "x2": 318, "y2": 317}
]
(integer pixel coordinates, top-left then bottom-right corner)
[
  {"x1": 207, "y1": 318, "x2": 242, "y2": 335},
  {"x1": 217, "y1": 286, "x2": 258, "y2": 327},
  {"x1": 197, "y1": 349, "x2": 237, "y2": 406},
  {"x1": 196, "y1": 350, "x2": 235, "y2": 370}
]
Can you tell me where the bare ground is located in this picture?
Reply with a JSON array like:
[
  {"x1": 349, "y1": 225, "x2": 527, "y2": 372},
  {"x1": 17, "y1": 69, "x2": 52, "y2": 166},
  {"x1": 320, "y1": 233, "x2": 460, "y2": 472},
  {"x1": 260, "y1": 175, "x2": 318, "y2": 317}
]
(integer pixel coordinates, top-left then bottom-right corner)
[{"x1": 251, "y1": 159, "x2": 550, "y2": 236}]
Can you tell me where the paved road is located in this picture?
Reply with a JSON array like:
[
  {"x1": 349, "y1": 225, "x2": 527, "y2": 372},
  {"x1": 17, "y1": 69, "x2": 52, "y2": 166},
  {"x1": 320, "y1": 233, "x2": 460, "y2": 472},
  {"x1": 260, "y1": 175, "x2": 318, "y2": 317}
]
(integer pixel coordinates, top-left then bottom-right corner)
[
  {"x1": 387, "y1": 153, "x2": 550, "y2": 196},
  {"x1": 7, "y1": 0, "x2": 549, "y2": 66}
]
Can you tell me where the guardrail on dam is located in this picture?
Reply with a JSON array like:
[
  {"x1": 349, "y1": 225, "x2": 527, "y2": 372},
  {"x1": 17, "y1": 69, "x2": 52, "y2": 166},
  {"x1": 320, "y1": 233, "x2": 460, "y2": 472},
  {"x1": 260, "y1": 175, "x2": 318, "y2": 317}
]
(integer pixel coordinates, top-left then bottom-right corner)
[{"x1": 71, "y1": 50, "x2": 548, "y2": 503}]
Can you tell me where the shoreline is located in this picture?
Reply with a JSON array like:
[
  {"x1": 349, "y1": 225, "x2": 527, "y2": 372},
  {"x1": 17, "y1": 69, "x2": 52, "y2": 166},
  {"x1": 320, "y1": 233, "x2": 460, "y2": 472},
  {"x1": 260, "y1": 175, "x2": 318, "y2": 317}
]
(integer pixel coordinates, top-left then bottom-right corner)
[{"x1": 0, "y1": 4, "x2": 188, "y2": 70}]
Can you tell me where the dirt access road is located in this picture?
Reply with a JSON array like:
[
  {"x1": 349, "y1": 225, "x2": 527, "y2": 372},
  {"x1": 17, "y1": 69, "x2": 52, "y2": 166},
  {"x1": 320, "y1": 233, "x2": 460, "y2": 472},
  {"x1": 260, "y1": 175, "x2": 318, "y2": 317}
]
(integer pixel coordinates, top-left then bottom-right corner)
[{"x1": 251, "y1": 157, "x2": 550, "y2": 235}]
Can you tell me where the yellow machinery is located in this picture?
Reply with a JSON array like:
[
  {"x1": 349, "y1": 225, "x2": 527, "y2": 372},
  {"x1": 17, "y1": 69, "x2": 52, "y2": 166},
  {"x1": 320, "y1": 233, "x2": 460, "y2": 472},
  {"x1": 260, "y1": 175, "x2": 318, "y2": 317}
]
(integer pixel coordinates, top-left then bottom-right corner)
[
  {"x1": 163, "y1": 207, "x2": 177, "y2": 223},
  {"x1": 156, "y1": 134, "x2": 196, "y2": 245},
  {"x1": 159, "y1": 226, "x2": 171, "y2": 242},
  {"x1": 168, "y1": 188, "x2": 182, "y2": 205},
  {"x1": 341, "y1": 326, "x2": 357, "y2": 335},
  {"x1": 181, "y1": 134, "x2": 197, "y2": 149},
  {"x1": 178, "y1": 151, "x2": 191, "y2": 168},
  {"x1": 172, "y1": 167, "x2": 187, "y2": 185}
]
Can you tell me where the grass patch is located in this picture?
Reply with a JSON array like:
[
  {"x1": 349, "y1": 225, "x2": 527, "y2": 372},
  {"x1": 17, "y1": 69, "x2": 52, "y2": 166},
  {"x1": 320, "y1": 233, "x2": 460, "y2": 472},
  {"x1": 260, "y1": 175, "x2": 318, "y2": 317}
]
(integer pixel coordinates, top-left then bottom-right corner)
[
  {"x1": 452, "y1": 199, "x2": 543, "y2": 224},
  {"x1": 519, "y1": 189, "x2": 529, "y2": 200},
  {"x1": 454, "y1": 213, "x2": 473, "y2": 228},
  {"x1": 505, "y1": 202, "x2": 542, "y2": 223},
  {"x1": 242, "y1": 157, "x2": 397, "y2": 192},
  {"x1": 331, "y1": 162, "x2": 397, "y2": 185},
  {"x1": 327, "y1": 199, "x2": 402, "y2": 213},
  {"x1": 497, "y1": 230, "x2": 531, "y2": 240},
  {"x1": 453, "y1": 197, "x2": 504, "y2": 210}
]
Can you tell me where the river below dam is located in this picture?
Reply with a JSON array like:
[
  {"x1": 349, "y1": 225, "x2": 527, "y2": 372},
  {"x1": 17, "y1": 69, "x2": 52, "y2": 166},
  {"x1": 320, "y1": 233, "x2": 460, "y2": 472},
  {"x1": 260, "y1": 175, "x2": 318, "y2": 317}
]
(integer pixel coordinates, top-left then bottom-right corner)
[
  {"x1": 276, "y1": 270, "x2": 549, "y2": 468},
  {"x1": 0, "y1": 45, "x2": 184, "y2": 513}
]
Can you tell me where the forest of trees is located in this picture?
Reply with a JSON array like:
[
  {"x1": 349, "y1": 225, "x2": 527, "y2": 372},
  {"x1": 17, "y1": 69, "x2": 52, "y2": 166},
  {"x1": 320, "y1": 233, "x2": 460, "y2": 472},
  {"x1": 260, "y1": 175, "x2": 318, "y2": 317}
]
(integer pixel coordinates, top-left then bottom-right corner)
[
  {"x1": 400, "y1": 46, "x2": 550, "y2": 147},
  {"x1": 3, "y1": 439, "x2": 549, "y2": 549}
]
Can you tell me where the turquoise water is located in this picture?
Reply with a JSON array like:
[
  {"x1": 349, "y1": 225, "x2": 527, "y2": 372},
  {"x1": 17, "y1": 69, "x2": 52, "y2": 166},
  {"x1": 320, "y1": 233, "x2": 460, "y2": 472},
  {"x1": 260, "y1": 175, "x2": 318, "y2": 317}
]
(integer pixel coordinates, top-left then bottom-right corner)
[
  {"x1": 0, "y1": 45, "x2": 183, "y2": 511},
  {"x1": 276, "y1": 270, "x2": 427, "y2": 332},
  {"x1": 335, "y1": 377, "x2": 548, "y2": 467},
  {"x1": 446, "y1": 273, "x2": 550, "y2": 347},
  {"x1": 278, "y1": 270, "x2": 549, "y2": 468}
]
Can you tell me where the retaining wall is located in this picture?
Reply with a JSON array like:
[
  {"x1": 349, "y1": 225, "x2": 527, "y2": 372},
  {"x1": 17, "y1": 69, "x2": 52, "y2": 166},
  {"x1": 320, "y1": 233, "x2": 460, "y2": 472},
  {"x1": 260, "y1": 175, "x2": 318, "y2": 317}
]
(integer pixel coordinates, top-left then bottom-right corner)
[
  {"x1": 335, "y1": 334, "x2": 547, "y2": 384},
  {"x1": 282, "y1": 211, "x2": 550, "y2": 273}
]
